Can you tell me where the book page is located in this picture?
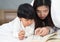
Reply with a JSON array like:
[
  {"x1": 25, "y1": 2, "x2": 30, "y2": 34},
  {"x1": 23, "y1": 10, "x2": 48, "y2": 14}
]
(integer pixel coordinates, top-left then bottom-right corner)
[{"x1": 25, "y1": 33, "x2": 56, "y2": 42}]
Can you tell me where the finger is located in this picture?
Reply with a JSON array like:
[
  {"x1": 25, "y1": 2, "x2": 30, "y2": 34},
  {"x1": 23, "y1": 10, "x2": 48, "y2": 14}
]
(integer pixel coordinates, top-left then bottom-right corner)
[
  {"x1": 39, "y1": 29, "x2": 43, "y2": 34},
  {"x1": 18, "y1": 32, "x2": 25, "y2": 36},
  {"x1": 18, "y1": 35, "x2": 25, "y2": 40},
  {"x1": 40, "y1": 30, "x2": 48, "y2": 36},
  {"x1": 35, "y1": 28, "x2": 41, "y2": 35},
  {"x1": 35, "y1": 29, "x2": 43, "y2": 36},
  {"x1": 39, "y1": 28, "x2": 47, "y2": 36},
  {"x1": 18, "y1": 33, "x2": 25, "y2": 36},
  {"x1": 20, "y1": 30, "x2": 25, "y2": 33},
  {"x1": 19, "y1": 30, "x2": 25, "y2": 33}
]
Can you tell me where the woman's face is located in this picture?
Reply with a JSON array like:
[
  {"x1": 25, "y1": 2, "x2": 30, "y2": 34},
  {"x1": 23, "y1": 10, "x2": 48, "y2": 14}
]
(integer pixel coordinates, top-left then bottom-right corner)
[{"x1": 36, "y1": 5, "x2": 49, "y2": 19}]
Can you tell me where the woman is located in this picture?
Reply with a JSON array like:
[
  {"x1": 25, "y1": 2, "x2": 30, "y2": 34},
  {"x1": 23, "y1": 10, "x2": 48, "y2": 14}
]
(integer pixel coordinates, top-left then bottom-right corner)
[{"x1": 33, "y1": 0, "x2": 57, "y2": 36}]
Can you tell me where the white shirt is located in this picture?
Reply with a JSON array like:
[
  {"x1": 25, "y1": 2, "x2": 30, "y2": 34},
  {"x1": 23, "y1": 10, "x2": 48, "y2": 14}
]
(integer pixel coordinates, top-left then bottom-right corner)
[{"x1": 0, "y1": 17, "x2": 35, "y2": 39}]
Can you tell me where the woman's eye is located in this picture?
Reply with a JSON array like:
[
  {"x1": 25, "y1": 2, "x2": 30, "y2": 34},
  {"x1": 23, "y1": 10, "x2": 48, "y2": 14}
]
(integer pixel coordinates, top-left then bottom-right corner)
[
  {"x1": 44, "y1": 10, "x2": 48, "y2": 13},
  {"x1": 37, "y1": 11, "x2": 40, "y2": 13}
]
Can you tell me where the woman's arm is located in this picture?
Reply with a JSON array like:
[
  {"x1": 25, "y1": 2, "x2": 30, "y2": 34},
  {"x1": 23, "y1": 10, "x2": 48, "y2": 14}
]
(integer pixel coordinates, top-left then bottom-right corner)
[{"x1": 35, "y1": 26, "x2": 57, "y2": 36}]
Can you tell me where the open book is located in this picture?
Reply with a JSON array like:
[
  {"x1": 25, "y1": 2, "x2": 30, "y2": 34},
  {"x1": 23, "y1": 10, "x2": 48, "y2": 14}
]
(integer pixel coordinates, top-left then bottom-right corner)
[{"x1": 25, "y1": 33, "x2": 56, "y2": 42}]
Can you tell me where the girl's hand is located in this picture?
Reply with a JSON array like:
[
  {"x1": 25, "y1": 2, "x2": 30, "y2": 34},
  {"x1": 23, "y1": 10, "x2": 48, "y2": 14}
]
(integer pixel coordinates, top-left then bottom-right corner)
[{"x1": 18, "y1": 30, "x2": 25, "y2": 40}]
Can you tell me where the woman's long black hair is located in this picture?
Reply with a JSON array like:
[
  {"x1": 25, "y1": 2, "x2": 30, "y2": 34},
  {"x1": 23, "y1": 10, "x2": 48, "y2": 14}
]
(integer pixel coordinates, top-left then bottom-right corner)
[{"x1": 33, "y1": 0, "x2": 54, "y2": 29}]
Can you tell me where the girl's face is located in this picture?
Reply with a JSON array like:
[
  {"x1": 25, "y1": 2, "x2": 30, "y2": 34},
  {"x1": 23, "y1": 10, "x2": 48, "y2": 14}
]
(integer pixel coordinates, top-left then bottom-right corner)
[
  {"x1": 36, "y1": 5, "x2": 49, "y2": 20},
  {"x1": 20, "y1": 18, "x2": 34, "y2": 27}
]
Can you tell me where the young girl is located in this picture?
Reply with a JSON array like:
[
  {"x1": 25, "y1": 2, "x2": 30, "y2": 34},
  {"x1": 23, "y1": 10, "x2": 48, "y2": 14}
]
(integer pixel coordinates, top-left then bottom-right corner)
[{"x1": 0, "y1": 3, "x2": 36, "y2": 40}]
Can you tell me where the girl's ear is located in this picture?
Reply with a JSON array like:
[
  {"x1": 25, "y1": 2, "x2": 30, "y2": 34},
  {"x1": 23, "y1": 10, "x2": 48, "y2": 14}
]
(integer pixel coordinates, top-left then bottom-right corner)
[{"x1": 20, "y1": 18, "x2": 22, "y2": 21}]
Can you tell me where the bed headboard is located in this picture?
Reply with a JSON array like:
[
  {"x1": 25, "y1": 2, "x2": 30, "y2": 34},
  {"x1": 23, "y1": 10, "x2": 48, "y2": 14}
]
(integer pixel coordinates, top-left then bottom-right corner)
[{"x1": 0, "y1": 10, "x2": 17, "y2": 25}]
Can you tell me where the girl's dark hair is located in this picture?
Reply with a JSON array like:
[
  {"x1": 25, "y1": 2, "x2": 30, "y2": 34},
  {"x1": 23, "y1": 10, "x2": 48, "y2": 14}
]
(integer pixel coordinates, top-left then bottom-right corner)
[
  {"x1": 33, "y1": 0, "x2": 54, "y2": 29},
  {"x1": 17, "y1": 3, "x2": 35, "y2": 19}
]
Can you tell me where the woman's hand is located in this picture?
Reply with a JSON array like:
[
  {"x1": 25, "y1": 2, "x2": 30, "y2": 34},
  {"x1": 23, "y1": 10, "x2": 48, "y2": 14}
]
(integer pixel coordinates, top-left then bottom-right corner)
[
  {"x1": 39, "y1": 27, "x2": 50, "y2": 36},
  {"x1": 35, "y1": 27, "x2": 50, "y2": 36},
  {"x1": 18, "y1": 30, "x2": 25, "y2": 40},
  {"x1": 35, "y1": 27, "x2": 41, "y2": 36}
]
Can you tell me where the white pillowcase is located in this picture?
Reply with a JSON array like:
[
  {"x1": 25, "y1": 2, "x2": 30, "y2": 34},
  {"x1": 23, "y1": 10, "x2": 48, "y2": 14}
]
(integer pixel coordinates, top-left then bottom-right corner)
[{"x1": 51, "y1": 0, "x2": 60, "y2": 28}]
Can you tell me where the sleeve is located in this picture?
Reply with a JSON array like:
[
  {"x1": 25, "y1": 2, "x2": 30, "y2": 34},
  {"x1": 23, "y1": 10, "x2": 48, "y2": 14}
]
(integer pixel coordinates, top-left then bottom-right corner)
[
  {"x1": 49, "y1": 26, "x2": 57, "y2": 34},
  {"x1": 12, "y1": 31, "x2": 19, "y2": 38},
  {"x1": 0, "y1": 21, "x2": 13, "y2": 36},
  {"x1": 12, "y1": 19, "x2": 20, "y2": 38},
  {"x1": 11, "y1": 27, "x2": 19, "y2": 39},
  {"x1": 25, "y1": 22, "x2": 35, "y2": 37},
  {"x1": 29, "y1": 22, "x2": 35, "y2": 35}
]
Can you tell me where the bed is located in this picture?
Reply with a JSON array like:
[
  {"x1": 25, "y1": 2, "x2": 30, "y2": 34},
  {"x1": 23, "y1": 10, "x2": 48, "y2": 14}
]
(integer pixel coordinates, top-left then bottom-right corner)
[{"x1": 0, "y1": 10, "x2": 60, "y2": 42}]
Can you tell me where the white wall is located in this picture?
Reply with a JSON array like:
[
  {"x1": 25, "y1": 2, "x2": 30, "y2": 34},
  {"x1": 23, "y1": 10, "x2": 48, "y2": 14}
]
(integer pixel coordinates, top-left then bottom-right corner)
[{"x1": 0, "y1": 0, "x2": 32, "y2": 9}]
